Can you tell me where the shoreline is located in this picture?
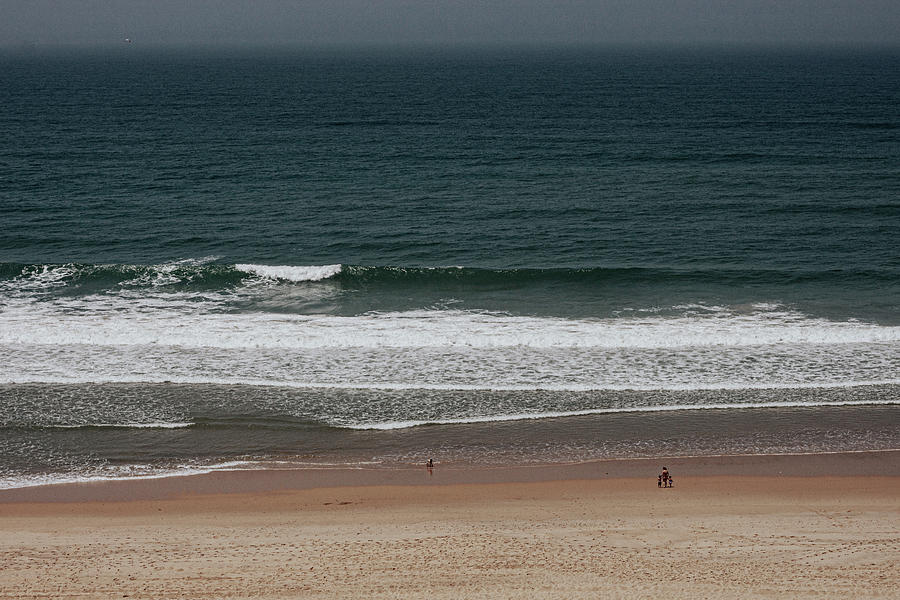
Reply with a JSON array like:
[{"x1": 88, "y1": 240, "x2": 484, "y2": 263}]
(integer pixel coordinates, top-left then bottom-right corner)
[{"x1": 2, "y1": 449, "x2": 897, "y2": 505}]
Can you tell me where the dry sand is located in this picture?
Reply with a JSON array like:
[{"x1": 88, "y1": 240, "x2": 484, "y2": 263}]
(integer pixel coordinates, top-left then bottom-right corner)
[{"x1": 1, "y1": 452, "x2": 898, "y2": 599}]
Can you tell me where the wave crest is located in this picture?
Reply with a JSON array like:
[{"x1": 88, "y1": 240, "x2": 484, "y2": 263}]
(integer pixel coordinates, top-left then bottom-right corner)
[{"x1": 235, "y1": 264, "x2": 342, "y2": 282}]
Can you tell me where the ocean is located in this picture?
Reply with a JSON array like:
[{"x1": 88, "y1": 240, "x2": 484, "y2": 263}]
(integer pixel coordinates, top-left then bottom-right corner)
[{"x1": 1, "y1": 45, "x2": 898, "y2": 488}]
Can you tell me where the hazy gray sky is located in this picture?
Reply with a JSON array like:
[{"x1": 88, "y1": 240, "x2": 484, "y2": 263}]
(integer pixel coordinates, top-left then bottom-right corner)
[{"x1": 3, "y1": 0, "x2": 899, "y2": 48}]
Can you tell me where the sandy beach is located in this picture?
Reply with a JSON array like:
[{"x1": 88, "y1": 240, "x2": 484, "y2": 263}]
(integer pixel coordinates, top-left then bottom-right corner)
[{"x1": 1, "y1": 451, "x2": 898, "y2": 599}]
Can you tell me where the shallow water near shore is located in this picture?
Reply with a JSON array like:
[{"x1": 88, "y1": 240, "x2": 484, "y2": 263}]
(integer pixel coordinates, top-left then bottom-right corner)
[{"x1": 1, "y1": 382, "x2": 897, "y2": 488}]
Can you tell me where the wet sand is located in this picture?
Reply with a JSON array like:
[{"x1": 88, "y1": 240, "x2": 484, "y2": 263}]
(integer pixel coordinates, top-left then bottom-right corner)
[{"x1": 1, "y1": 451, "x2": 898, "y2": 599}]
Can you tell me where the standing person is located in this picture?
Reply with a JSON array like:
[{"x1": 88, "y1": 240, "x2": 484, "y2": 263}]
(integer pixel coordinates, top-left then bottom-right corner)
[
  {"x1": 426, "y1": 458, "x2": 434, "y2": 475},
  {"x1": 661, "y1": 466, "x2": 669, "y2": 487}
]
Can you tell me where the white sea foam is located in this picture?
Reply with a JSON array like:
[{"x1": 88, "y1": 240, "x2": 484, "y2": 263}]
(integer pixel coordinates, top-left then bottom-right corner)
[
  {"x1": 235, "y1": 263, "x2": 342, "y2": 282},
  {"x1": 0, "y1": 458, "x2": 393, "y2": 490},
  {"x1": 1, "y1": 264, "x2": 78, "y2": 293},
  {"x1": 2, "y1": 339, "x2": 897, "y2": 388},
  {"x1": 119, "y1": 260, "x2": 201, "y2": 288},
  {"x1": 2, "y1": 369, "x2": 898, "y2": 392},
  {"x1": 1, "y1": 288, "x2": 898, "y2": 390},
  {"x1": 347, "y1": 398, "x2": 900, "y2": 430},
  {"x1": 1, "y1": 318, "x2": 898, "y2": 389},
  {"x1": 2, "y1": 307, "x2": 898, "y2": 349},
  {"x1": 52, "y1": 422, "x2": 195, "y2": 429},
  {"x1": 0, "y1": 460, "x2": 257, "y2": 491}
]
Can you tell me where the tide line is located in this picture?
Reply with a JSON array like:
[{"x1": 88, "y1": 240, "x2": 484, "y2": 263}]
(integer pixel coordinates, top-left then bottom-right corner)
[{"x1": 345, "y1": 399, "x2": 900, "y2": 430}]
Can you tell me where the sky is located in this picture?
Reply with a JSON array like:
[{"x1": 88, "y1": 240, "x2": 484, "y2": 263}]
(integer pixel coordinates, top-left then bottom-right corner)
[{"x1": 2, "y1": 0, "x2": 899, "y2": 48}]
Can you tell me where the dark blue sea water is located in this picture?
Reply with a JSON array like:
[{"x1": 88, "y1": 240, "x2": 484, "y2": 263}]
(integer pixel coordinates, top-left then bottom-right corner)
[{"x1": 1, "y1": 46, "x2": 898, "y2": 487}]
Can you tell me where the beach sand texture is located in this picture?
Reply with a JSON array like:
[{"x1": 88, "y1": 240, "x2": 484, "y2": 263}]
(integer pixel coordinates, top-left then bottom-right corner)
[{"x1": 2, "y1": 454, "x2": 899, "y2": 599}]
